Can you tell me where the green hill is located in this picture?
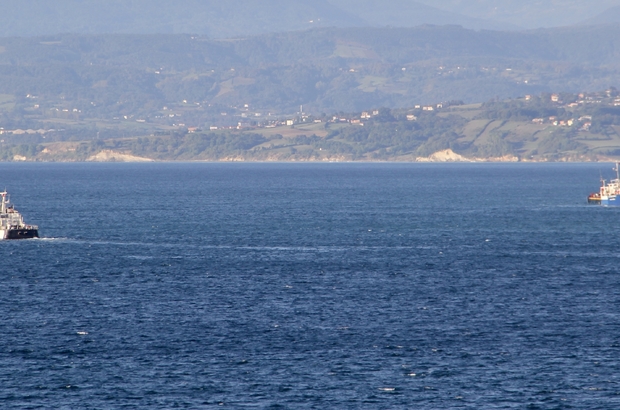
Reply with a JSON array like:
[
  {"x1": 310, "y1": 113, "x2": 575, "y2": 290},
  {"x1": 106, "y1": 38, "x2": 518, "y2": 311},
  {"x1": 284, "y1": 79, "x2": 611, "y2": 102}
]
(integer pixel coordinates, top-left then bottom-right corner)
[
  {"x1": 0, "y1": 25, "x2": 619, "y2": 121},
  {"x1": 4, "y1": 89, "x2": 620, "y2": 163}
]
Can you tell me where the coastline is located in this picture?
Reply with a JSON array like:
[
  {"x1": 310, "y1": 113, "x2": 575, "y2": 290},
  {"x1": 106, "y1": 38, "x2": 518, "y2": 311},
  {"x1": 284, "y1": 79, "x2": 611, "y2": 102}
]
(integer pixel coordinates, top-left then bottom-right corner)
[{"x1": 3, "y1": 148, "x2": 616, "y2": 163}]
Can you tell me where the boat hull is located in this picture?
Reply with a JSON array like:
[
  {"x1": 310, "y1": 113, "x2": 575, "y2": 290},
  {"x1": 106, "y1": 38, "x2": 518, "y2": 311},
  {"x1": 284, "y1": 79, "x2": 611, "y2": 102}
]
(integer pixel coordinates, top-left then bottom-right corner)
[
  {"x1": 1, "y1": 228, "x2": 39, "y2": 239},
  {"x1": 601, "y1": 195, "x2": 620, "y2": 206}
]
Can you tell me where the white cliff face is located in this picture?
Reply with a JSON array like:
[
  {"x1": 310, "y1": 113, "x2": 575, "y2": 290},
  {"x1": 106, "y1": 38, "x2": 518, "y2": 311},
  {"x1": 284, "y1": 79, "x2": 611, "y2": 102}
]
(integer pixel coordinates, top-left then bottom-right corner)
[
  {"x1": 87, "y1": 150, "x2": 153, "y2": 162},
  {"x1": 416, "y1": 149, "x2": 472, "y2": 162},
  {"x1": 416, "y1": 149, "x2": 520, "y2": 163}
]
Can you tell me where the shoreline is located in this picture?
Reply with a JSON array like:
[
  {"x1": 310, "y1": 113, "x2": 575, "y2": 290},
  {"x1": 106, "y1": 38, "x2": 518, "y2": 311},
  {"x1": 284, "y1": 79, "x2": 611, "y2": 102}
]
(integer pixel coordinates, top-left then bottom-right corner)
[{"x1": 1, "y1": 159, "x2": 617, "y2": 164}]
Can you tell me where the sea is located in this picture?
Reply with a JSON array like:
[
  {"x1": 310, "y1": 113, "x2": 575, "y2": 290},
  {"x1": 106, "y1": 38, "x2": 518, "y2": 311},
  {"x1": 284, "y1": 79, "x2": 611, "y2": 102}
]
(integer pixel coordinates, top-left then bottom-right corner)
[{"x1": 1, "y1": 162, "x2": 619, "y2": 409}]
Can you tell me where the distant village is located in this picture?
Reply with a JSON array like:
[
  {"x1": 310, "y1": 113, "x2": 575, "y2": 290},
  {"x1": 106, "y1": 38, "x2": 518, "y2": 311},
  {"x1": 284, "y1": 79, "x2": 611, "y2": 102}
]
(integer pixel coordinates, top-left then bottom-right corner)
[
  {"x1": 164, "y1": 101, "x2": 453, "y2": 134},
  {"x1": 175, "y1": 88, "x2": 620, "y2": 135},
  {"x1": 1, "y1": 88, "x2": 620, "y2": 138},
  {"x1": 0, "y1": 100, "x2": 452, "y2": 137},
  {"x1": 525, "y1": 88, "x2": 620, "y2": 131}
]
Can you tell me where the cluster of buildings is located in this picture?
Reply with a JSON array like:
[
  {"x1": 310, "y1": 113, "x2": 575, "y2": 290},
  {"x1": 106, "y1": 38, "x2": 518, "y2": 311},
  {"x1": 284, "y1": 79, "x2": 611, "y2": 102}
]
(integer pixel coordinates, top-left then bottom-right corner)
[
  {"x1": 525, "y1": 89, "x2": 620, "y2": 108},
  {"x1": 0, "y1": 128, "x2": 56, "y2": 140},
  {"x1": 531, "y1": 115, "x2": 592, "y2": 130},
  {"x1": 198, "y1": 100, "x2": 452, "y2": 131},
  {"x1": 524, "y1": 89, "x2": 620, "y2": 131}
]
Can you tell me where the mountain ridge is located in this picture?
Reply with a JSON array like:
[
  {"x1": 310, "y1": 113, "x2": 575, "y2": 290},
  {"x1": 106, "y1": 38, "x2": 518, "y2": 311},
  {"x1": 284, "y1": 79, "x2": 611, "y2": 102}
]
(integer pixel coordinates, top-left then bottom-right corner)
[
  {"x1": 0, "y1": 24, "x2": 620, "y2": 118},
  {"x1": 0, "y1": 0, "x2": 520, "y2": 38}
]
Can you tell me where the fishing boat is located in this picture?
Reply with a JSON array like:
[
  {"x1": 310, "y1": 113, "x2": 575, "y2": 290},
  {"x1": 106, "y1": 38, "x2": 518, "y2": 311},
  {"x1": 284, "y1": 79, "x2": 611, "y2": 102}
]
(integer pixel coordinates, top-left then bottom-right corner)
[
  {"x1": 591, "y1": 163, "x2": 620, "y2": 206},
  {"x1": 0, "y1": 190, "x2": 38, "y2": 239},
  {"x1": 588, "y1": 192, "x2": 601, "y2": 204}
]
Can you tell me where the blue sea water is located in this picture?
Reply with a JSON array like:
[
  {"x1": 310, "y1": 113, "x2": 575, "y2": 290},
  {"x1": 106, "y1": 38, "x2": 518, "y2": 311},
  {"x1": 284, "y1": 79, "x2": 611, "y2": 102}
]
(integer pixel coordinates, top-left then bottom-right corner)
[{"x1": 1, "y1": 162, "x2": 619, "y2": 409}]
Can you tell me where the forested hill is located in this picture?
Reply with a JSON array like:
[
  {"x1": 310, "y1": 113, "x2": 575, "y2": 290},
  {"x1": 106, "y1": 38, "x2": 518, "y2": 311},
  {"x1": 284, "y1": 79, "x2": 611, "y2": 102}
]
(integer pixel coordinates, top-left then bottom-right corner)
[{"x1": 1, "y1": 24, "x2": 620, "y2": 120}]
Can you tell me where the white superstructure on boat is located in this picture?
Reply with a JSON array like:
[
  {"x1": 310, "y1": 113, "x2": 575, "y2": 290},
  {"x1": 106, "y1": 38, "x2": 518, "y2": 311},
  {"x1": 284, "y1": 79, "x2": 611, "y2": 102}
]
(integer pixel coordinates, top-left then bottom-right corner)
[{"x1": 0, "y1": 190, "x2": 38, "y2": 239}]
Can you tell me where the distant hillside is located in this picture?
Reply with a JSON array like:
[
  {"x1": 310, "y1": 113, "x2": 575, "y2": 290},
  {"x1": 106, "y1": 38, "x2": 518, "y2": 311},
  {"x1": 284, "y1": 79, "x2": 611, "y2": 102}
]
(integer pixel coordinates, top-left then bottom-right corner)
[
  {"x1": 5, "y1": 89, "x2": 620, "y2": 163},
  {"x1": 0, "y1": 25, "x2": 620, "y2": 124},
  {"x1": 0, "y1": 0, "x2": 512, "y2": 38}
]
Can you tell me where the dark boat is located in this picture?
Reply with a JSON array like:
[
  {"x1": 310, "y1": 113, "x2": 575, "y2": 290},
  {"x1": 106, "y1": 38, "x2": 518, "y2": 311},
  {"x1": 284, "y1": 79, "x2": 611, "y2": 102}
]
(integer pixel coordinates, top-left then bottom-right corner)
[{"x1": 0, "y1": 190, "x2": 38, "y2": 239}]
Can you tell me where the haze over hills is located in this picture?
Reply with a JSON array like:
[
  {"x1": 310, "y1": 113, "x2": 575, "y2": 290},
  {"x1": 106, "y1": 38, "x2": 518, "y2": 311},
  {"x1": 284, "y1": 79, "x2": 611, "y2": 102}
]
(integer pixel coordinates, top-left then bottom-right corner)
[
  {"x1": 0, "y1": 0, "x2": 366, "y2": 38},
  {"x1": 0, "y1": 0, "x2": 589, "y2": 38},
  {"x1": 1, "y1": 1, "x2": 620, "y2": 39},
  {"x1": 328, "y1": 0, "x2": 515, "y2": 31},
  {"x1": 415, "y1": 0, "x2": 620, "y2": 29},
  {"x1": 580, "y1": 5, "x2": 620, "y2": 25}
]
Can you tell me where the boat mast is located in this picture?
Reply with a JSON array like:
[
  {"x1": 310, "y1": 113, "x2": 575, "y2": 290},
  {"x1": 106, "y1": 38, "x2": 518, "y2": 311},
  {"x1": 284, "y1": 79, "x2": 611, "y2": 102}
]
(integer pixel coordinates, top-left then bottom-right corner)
[{"x1": 0, "y1": 191, "x2": 6, "y2": 214}]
